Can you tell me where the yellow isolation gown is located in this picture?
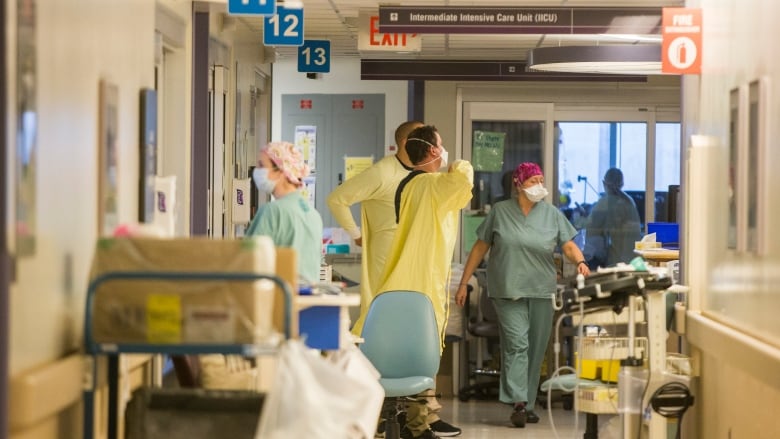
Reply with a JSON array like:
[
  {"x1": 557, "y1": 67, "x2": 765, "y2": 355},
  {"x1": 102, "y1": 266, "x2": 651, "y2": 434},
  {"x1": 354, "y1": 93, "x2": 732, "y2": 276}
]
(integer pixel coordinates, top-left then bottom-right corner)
[{"x1": 361, "y1": 160, "x2": 473, "y2": 349}]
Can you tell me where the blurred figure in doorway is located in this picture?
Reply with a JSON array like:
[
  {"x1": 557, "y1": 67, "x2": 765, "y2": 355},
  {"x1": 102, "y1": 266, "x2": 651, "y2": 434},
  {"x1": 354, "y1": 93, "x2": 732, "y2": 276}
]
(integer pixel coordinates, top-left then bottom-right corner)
[{"x1": 584, "y1": 167, "x2": 641, "y2": 267}]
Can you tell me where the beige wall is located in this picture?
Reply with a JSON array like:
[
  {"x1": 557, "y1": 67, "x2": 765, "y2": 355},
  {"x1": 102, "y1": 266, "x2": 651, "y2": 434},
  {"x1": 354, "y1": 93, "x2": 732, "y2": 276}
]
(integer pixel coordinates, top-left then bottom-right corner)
[
  {"x1": 682, "y1": 0, "x2": 780, "y2": 436},
  {"x1": 6, "y1": 0, "x2": 178, "y2": 437},
  {"x1": 9, "y1": 0, "x2": 157, "y2": 373}
]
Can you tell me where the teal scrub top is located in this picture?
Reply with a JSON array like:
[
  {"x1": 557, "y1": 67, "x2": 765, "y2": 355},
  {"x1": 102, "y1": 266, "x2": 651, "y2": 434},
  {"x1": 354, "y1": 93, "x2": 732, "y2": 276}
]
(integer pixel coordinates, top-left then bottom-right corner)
[
  {"x1": 477, "y1": 199, "x2": 576, "y2": 299},
  {"x1": 246, "y1": 191, "x2": 323, "y2": 283}
]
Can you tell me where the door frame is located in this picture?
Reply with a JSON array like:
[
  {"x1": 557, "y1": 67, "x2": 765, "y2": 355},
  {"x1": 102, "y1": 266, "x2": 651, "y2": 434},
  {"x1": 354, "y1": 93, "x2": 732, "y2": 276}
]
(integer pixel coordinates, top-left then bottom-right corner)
[
  {"x1": 459, "y1": 102, "x2": 554, "y2": 262},
  {"x1": 1, "y1": 0, "x2": 10, "y2": 433}
]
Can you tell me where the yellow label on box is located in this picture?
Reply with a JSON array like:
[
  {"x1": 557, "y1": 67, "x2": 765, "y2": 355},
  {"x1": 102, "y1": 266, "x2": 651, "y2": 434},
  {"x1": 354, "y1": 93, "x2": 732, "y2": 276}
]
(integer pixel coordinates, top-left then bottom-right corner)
[{"x1": 146, "y1": 294, "x2": 182, "y2": 343}]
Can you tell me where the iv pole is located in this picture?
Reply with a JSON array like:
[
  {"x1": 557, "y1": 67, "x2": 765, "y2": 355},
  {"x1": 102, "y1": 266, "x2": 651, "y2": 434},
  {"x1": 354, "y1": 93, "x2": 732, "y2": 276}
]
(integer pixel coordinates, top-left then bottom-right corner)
[{"x1": 577, "y1": 175, "x2": 600, "y2": 204}]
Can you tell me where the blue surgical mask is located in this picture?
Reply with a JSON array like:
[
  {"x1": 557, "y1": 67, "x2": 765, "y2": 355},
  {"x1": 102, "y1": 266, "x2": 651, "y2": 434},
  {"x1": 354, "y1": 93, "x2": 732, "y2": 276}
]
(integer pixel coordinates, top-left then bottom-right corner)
[{"x1": 252, "y1": 167, "x2": 277, "y2": 193}]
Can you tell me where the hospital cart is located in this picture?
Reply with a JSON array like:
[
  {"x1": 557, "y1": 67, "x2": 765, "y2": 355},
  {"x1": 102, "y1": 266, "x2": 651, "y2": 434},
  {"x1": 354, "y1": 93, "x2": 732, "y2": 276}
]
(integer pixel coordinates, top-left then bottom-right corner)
[
  {"x1": 557, "y1": 270, "x2": 692, "y2": 438},
  {"x1": 82, "y1": 270, "x2": 294, "y2": 439}
]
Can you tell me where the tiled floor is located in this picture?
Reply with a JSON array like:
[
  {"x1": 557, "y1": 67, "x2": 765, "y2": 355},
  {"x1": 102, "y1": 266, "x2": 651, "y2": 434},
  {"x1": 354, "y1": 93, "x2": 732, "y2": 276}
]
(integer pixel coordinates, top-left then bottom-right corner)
[{"x1": 435, "y1": 398, "x2": 617, "y2": 439}]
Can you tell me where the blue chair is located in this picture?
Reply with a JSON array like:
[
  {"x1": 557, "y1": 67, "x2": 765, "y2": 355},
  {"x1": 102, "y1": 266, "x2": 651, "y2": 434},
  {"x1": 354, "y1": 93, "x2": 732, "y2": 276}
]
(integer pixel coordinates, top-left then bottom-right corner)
[{"x1": 360, "y1": 291, "x2": 441, "y2": 439}]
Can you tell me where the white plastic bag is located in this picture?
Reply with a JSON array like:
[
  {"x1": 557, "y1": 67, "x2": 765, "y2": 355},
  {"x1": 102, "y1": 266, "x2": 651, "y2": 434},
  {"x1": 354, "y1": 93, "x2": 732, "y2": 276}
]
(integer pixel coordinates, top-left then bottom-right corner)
[{"x1": 255, "y1": 340, "x2": 384, "y2": 439}]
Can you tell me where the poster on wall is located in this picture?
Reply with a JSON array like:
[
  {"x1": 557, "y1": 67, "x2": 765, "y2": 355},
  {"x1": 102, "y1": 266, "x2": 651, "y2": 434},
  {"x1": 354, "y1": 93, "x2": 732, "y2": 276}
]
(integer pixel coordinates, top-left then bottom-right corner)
[
  {"x1": 344, "y1": 156, "x2": 373, "y2": 180},
  {"x1": 99, "y1": 80, "x2": 119, "y2": 236},
  {"x1": 15, "y1": 0, "x2": 38, "y2": 257},
  {"x1": 472, "y1": 130, "x2": 506, "y2": 172},
  {"x1": 295, "y1": 125, "x2": 317, "y2": 172}
]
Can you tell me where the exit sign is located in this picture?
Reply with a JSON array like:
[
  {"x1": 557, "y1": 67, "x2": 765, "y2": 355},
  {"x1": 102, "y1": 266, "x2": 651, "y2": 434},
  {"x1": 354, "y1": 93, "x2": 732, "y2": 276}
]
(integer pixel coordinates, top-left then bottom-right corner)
[{"x1": 357, "y1": 12, "x2": 421, "y2": 52}]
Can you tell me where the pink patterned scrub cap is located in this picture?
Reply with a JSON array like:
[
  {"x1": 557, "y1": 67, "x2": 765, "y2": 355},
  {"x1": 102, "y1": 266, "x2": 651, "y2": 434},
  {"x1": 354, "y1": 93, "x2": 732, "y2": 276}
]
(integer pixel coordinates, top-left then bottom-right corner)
[
  {"x1": 512, "y1": 162, "x2": 543, "y2": 186},
  {"x1": 262, "y1": 141, "x2": 310, "y2": 186}
]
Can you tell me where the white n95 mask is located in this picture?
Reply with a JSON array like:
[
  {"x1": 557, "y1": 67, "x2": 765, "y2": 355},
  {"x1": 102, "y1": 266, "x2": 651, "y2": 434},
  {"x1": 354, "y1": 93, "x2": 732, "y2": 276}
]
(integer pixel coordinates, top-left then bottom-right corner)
[
  {"x1": 438, "y1": 148, "x2": 449, "y2": 169},
  {"x1": 523, "y1": 183, "x2": 548, "y2": 202},
  {"x1": 252, "y1": 167, "x2": 278, "y2": 193}
]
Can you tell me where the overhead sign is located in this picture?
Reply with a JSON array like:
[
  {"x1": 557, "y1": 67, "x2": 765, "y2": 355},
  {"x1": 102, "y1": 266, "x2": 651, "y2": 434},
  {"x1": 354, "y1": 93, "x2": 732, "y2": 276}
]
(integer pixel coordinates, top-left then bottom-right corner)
[
  {"x1": 263, "y1": 5, "x2": 304, "y2": 46},
  {"x1": 228, "y1": 0, "x2": 275, "y2": 16},
  {"x1": 358, "y1": 12, "x2": 421, "y2": 52},
  {"x1": 298, "y1": 40, "x2": 330, "y2": 73},
  {"x1": 662, "y1": 8, "x2": 702, "y2": 74},
  {"x1": 378, "y1": 6, "x2": 662, "y2": 34}
]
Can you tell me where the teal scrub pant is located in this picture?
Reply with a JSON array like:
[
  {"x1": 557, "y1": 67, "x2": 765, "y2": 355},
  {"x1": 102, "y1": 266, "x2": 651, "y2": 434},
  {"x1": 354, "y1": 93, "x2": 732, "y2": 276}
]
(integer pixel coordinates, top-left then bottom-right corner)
[{"x1": 492, "y1": 296, "x2": 554, "y2": 409}]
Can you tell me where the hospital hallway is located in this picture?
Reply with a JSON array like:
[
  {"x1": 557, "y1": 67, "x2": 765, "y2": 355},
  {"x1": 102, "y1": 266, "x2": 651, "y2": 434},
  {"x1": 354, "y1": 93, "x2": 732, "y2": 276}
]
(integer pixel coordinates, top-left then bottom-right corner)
[{"x1": 436, "y1": 398, "x2": 607, "y2": 439}]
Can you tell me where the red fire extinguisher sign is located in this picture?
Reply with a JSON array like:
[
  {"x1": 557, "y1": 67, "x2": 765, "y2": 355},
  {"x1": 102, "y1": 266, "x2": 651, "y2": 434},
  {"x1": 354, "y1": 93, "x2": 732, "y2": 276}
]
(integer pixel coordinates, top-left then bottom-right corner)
[{"x1": 662, "y1": 8, "x2": 702, "y2": 75}]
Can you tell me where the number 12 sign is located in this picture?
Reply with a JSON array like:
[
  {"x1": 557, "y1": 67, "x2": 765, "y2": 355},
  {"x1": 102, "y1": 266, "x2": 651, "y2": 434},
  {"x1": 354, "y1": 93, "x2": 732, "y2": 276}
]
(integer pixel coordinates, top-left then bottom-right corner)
[
  {"x1": 263, "y1": 6, "x2": 304, "y2": 46},
  {"x1": 298, "y1": 40, "x2": 330, "y2": 73}
]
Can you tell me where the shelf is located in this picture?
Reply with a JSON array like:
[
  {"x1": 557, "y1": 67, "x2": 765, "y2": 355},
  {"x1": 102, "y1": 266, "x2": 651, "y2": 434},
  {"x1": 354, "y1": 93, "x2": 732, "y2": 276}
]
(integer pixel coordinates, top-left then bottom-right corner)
[
  {"x1": 91, "y1": 342, "x2": 280, "y2": 357},
  {"x1": 295, "y1": 293, "x2": 360, "y2": 310}
]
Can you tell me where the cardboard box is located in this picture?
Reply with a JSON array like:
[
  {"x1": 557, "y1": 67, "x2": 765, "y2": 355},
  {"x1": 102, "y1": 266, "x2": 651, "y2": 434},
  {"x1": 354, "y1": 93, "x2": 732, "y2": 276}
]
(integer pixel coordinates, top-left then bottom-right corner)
[{"x1": 89, "y1": 237, "x2": 278, "y2": 345}]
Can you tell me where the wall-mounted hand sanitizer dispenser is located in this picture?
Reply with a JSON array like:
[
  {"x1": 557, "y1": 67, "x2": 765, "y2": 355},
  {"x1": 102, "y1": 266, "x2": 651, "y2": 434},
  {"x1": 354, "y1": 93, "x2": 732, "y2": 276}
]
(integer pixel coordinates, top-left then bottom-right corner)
[
  {"x1": 232, "y1": 178, "x2": 252, "y2": 224},
  {"x1": 153, "y1": 175, "x2": 176, "y2": 237}
]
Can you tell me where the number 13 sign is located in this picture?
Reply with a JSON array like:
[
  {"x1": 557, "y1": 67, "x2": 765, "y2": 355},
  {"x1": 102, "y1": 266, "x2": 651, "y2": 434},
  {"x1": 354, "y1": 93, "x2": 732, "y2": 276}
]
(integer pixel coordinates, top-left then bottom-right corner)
[{"x1": 298, "y1": 40, "x2": 330, "y2": 73}]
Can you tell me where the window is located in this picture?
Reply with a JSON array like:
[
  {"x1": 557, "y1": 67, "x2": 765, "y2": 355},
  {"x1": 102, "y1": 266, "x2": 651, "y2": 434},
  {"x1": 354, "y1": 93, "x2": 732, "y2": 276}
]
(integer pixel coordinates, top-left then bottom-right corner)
[
  {"x1": 555, "y1": 117, "x2": 681, "y2": 267},
  {"x1": 556, "y1": 121, "x2": 647, "y2": 227},
  {"x1": 655, "y1": 122, "x2": 682, "y2": 222},
  {"x1": 470, "y1": 120, "x2": 544, "y2": 210}
]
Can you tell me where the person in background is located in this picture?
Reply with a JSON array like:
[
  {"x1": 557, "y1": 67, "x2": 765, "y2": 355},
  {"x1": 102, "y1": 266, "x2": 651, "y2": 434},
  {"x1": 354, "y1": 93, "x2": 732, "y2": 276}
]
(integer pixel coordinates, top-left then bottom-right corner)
[
  {"x1": 455, "y1": 162, "x2": 590, "y2": 428},
  {"x1": 374, "y1": 125, "x2": 474, "y2": 439},
  {"x1": 246, "y1": 141, "x2": 323, "y2": 283},
  {"x1": 327, "y1": 121, "x2": 462, "y2": 438},
  {"x1": 199, "y1": 142, "x2": 322, "y2": 391},
  {"x1": 497, "y1": 169, "x2": 515, "y2": 202},
  {"x1": 584, "y1": 167, "x2": 642, "y2": 268}
]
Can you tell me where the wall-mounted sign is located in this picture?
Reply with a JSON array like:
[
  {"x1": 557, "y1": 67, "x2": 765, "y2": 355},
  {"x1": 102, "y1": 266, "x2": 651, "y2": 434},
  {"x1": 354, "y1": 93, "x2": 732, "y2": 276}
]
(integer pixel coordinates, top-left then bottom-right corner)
[
  {"x1": 378, "y1": 6, "x2": 661, "y2": 35},
  {"x1": 263, "y1": 5, "x2": 304, "y2": 46},
  {"x1": 298, "y1": 40, "x2": 330, "y2": 73},
  {"x1": 358, "y1": 11, "x2": 421, "y2": 52},
  {"x1": 662, "y1": 8, "x2": 702, "y2": 74},
  {"x1": 228, "y1": 0, "x2": 276, "y2": 16}
]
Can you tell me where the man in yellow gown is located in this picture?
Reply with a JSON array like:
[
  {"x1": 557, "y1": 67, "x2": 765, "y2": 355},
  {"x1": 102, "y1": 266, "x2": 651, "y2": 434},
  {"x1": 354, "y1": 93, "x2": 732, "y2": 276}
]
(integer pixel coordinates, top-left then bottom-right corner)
[
  {"x1": 328, "y1": 122, "x2": 465, "y2": 437},
  {"x1": 376, "y1": 125, "x2": 474, "y2": 439}
]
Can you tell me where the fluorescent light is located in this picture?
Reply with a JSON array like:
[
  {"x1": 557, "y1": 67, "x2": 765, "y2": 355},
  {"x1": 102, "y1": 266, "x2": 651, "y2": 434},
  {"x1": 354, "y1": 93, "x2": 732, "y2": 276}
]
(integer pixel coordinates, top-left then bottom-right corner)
[
  {"x1": 527, "y1": 45, "x2": 664, "y2": 75},
  {"x1": 598, "y1": 34, "x2": 663, "y2": 43}
]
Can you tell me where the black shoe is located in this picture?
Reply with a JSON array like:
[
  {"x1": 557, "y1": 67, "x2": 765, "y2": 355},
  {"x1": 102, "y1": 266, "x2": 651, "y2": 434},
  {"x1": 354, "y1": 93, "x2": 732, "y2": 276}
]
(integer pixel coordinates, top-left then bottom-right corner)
[
  {"x1": 510, "y1": 405, "x2": 527, "y2": 428},
  {"x1": 429, "y1": 419, "x2": 461, "y2": 437},
  {"x1": 526, "y1": 410, "x2": 540, "y2": 424}
]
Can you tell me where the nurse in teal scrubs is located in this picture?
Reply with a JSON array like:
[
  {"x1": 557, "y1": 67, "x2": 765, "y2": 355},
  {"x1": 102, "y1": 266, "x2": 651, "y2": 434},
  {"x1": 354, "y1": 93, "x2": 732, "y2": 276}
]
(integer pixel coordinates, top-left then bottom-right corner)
[{"x1": 455, "y1": 162, "x2": 590, "y2": 428}]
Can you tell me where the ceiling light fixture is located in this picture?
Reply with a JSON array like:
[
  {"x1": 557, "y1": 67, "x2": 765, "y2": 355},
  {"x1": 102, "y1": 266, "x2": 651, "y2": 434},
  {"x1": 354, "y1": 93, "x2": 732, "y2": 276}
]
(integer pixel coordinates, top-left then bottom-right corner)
[{"x1": 526, "y1": 45, "x2": 663, "y2": 75}]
